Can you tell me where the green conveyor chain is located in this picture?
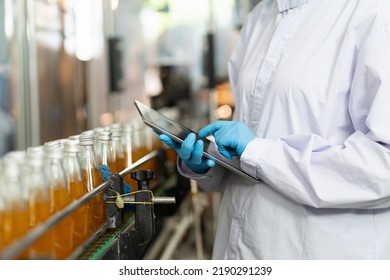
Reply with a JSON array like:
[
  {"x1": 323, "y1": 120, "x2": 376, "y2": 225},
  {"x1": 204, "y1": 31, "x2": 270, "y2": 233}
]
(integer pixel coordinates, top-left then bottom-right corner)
[{"x1": 77, "y1": 213, "x2": 135, "y2": 260}]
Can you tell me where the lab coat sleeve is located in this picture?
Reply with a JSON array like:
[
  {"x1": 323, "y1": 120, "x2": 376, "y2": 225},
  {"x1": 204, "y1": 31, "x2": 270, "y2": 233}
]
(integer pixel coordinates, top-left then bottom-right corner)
[{"x1": 240, "y1": 17, "x2": 390, "y2": 209}]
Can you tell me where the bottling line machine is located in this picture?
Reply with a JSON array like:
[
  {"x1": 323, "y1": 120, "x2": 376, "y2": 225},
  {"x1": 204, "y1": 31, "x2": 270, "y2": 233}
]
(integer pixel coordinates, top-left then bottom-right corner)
[{"x1": 0, "y1": 148, "x2": 183, "y2": 260}]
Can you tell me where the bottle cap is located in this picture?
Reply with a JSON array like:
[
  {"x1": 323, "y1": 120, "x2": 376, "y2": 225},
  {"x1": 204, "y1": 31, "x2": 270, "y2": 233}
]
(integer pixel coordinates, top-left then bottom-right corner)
[
  {"x1": 68, "y1": 135, "x2": 80, "y2": 140},
  {"x1": 3, "y1": 151, "x2": 26, "y2": 176},
  {"x1": 110, "y1": 123, "x2": 122, "y2": 138},
  {"x1": 45, "y1": 146, "x2": 63, "y2": 159},
  {"x1": 27, "y1": 146, "x2": 44, "y2": 156},
  {"x1": 4, "y1": 150, "x2": 27, "y2": 163},
  {"x1": 44, "y1": 140, "x2": 62, "y2": 150},
  {"x1": 123, "y1": 122, "x2": 133, "y2": 133},
  {"x1": 64, "y1": 139, "x2": 80, "y2": 153},
  {"x1": 93, "y1": 127, "x2": 105, "y2": 135},
  {"x1": 81, "y1": 130, "x2": 94, "y2": 136},
  {"x1": 97, "y1": 131, "x2": 112, "y2": 141},
  {"x1": 27, "y1": 146, "x2": 45, "y2": 163},
  {"x1": 79, "y1": 133, "x2": 95, "y2": 146},
  {"x1": 26, "y1": 153, "x2": 44, "y2": 168}
]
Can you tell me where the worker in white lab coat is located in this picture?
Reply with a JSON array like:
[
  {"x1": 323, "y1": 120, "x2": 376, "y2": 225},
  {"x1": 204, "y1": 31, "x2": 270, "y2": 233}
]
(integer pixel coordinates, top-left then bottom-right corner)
[{"x1": 159, "y1": 0, "x2": 390, "y2": 259}]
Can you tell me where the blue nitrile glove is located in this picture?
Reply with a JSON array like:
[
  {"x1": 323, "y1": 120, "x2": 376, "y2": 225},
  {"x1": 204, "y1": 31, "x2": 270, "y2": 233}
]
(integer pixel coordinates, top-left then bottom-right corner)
[
  {"x1": 99, "y1": 165, "x2": 134, "y2": 212},
  {"x1": 159, "y1": 133, "x2": 215, "y2": 174},
  {"x1": 199, "y1": 121, "x2": 255, "y2": 160},
  {"x1": 99, "y1": 164, "x2": 111, "y2": 182}
]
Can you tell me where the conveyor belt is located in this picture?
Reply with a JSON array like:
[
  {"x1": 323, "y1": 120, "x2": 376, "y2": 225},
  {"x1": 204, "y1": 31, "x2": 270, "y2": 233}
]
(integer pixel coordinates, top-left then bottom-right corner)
[{"x1": 77, "y1": 213, "x2": 135, "y2": 260}]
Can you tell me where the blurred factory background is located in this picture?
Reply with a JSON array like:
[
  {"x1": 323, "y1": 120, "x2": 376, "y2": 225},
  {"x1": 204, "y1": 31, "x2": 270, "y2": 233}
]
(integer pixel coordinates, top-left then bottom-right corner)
[
  {"x1": 0, "y1": 0, "x2": 261, "y2": 260},
  {"x1": 0, "y1": 0, "x2": 261, "y2": 154}
]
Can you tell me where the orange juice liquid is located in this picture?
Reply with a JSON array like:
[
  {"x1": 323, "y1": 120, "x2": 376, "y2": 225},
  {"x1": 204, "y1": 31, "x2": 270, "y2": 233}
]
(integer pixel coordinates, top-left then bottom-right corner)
[
  {"x1": 29, "y1": 189, "x2": 51, "y2": 226},
  {"x1": 51, "y1": 187, "x2": 74, "y2": 259},
  {"x1": 124, "y1": 148, "x2": 149, "y2": 191},
  {"x1": 107, "y1": 161, "x2": 117, "y2": 173},
  {"x1": 115, "y1": 156, "x2": 125, "y2": 173},
  {"x1": 0, "y1": 203, "x2": 30, "y2": 258},
  {"x1": 166, "y1": 147, "x2": 178, "y2": 163},
  {"x1": 29, "y1": 198, "x2": 54, "y2": 259},
  {"x1": 92, "y1": 167, "x2": 103, "y2": 186},
  {"x1": 0, "y1": 208, "x2": 12, "y2": 250},
  {"x1": 123, "y1": 152, "x2": 133, "y2": 190},
  {"x1": 0, "y1": 210, "x2": 3, "y2": 252},
  {"x1": 82, "y1": 168, "x2": 101, "y2": 232},
  {"x1": 13, "y1": 206, "x2": 30, "y2": 242},
  {"x1": 1, "y1": 204, "x2": 29, "y2": 244},
  {"x1": 82, "y1": 168, "x2": 94, "y2": 233},
  {"x1": 69, "y1": 180, "x2": 90, "y2": 247},
  {"x1": 92, "y1": 168, "x2": 106, "y2": 229}
]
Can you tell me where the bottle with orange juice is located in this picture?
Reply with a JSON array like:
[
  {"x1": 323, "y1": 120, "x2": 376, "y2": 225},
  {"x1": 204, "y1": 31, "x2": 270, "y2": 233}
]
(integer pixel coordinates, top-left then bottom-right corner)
[
  {"x1": 110, "y1": 124, "x2": 125, "y2": 173},
  {"x1": 96, "y1": 131, "x2": 117, "y2": 173},
  {"x1": 0, "y1": 159, "x2": 5, "y2": 253},
  {"x1": 0, "y1": 151, "x2": 30, "y2": 259},
  {"x1": 144, "y1": 123, "x2": 160, "y2": 173},
  {"x1": 79, "y1": 133, "x2": 105, "y2": 232},
  {"x1": 44, "y1": 145, "x2": 74, "y2": 259},
  {"x1": 122, "y1": 123, "x2": 134, "y2": 189},
  {"x1": 63, "y1": 139, "x2": 90, "y2": 249},
  {"x1": 133, "y1": 119, "x2": 160, "y2": 186},
  {"x1": 25, "y1": 146, "x2": 54, "y2": 259}
]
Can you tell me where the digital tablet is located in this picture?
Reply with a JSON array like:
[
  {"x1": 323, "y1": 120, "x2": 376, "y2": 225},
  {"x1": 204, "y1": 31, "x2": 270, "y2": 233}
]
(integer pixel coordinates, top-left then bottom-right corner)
[{"x1": 134, "y1": 100, "x2": 259, "y2": 183}]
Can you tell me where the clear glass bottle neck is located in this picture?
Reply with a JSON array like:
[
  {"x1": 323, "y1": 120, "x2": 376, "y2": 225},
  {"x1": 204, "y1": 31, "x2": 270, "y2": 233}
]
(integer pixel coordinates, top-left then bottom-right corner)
[
  {"x1": 96, "y1": 139, "x2": 115, "y2": 166},
  {"x1": 63, "y1": 151, "x2": 83, "y2": 182},
  {"x1": 79, "y1": 144, "x2": 101, "y2": 191},
  {"x1": 112, "y1": 136, "x2": 124, "y2": 157},
  {"x1": 45, "y1": 157, "x2": 67, "y2": 192},
  {"x1": 80, "y1": 145, "x2": 99, "y2": 170}
]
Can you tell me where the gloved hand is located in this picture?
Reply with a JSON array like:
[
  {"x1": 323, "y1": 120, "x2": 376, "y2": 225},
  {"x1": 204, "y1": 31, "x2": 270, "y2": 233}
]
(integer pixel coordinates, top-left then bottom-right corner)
[
  {"x1": 159, "y1": 133, "x2": 215, "y2": 174},
  {"x1": 199, "y1": 121, "x2": 255, "y2": 160},
  {"x1": 99, "y1": 164, "x2": 111, "y2": 181},
  {"x1": 99, "y1": 165, "x2": 132, "y2": 194}
]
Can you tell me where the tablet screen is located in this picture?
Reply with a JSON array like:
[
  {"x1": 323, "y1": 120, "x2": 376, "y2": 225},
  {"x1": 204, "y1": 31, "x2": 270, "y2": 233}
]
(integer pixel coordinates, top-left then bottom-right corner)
[
  {"x1": 134, "y1": 100, "x2": 259, "y2": 182},
  {"x1": 134, "y1": 100, "x2": 210, "y2": 150}
]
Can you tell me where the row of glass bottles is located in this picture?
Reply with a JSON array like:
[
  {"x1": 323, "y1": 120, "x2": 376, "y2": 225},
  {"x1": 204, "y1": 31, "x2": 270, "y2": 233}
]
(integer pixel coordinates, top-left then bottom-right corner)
[{"x1": 0, "y1": 117, "x2": 166, "y2": 259}]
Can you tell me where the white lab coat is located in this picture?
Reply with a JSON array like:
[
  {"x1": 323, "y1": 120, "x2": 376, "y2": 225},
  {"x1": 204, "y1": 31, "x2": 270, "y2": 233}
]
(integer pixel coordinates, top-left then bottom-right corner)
[{"x1": 179, "y1": 0, "x2": 390, "y2": 259}]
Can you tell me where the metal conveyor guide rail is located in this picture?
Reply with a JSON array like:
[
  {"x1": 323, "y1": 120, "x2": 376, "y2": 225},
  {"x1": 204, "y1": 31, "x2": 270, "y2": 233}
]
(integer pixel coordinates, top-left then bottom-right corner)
[{"x1": 0, "y1": 149, "x2": 177, "y2": 260}]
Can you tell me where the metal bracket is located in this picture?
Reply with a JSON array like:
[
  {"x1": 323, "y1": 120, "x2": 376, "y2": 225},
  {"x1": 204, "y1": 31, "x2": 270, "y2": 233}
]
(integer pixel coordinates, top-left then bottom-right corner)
[
  {"x1": 105, "y1": 173, "x2": 124, "y2": 229},
  {"x1": 119, "y1": 170, "x2": 155, "y2": 259}
]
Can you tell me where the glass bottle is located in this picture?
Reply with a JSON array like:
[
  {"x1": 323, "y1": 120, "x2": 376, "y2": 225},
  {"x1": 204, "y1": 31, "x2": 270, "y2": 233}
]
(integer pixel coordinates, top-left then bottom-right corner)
[
  {"x1": 44, "y1": 146, "x2": 74, "y2": 259},
  {"x1": 144, "y1": 123, "x2": 159, "y2": 172},
  {"x1": 79, "y1": 133, "x2": 105, "y2": 231},
  {"x1": 93, "y1": 127, "x2": 105, "y2": 152},
  {"x1": 0, "y1": 159, "x2": 4, "y2": 253},
  {"x1": 96, "y1": 131, "x2": 117, "y2": 173},
  {"x1": 63, "y1": 139, "x2": 90, "y2": 248},
  {"x1": 25, "y1": 147, "x2": 54, "y2": 259},
  {"x1": 0, "y1": 151, "x2": 30, "y2": 258},
  {"x1": 122, "y1": 122, "x2": 134, "y2": 188},
  {"x1": 133, "y1": 119, "x2": 159, "y2": 182},
  {"x1": 131, "y1": 119, "x2": 146, "y2": 162},
  {"x1": 130, "y1": 119, "x2": 148, "y2": 191},
  {"x1": 110, "y1": 123, "x2": 125, "y2": 173},
  {"x1": 68, "y1": 135, "x2": 80, "y2": 141},
  {"x1": 44, "y1": 140, "x2": 63, "y2": 150}
]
